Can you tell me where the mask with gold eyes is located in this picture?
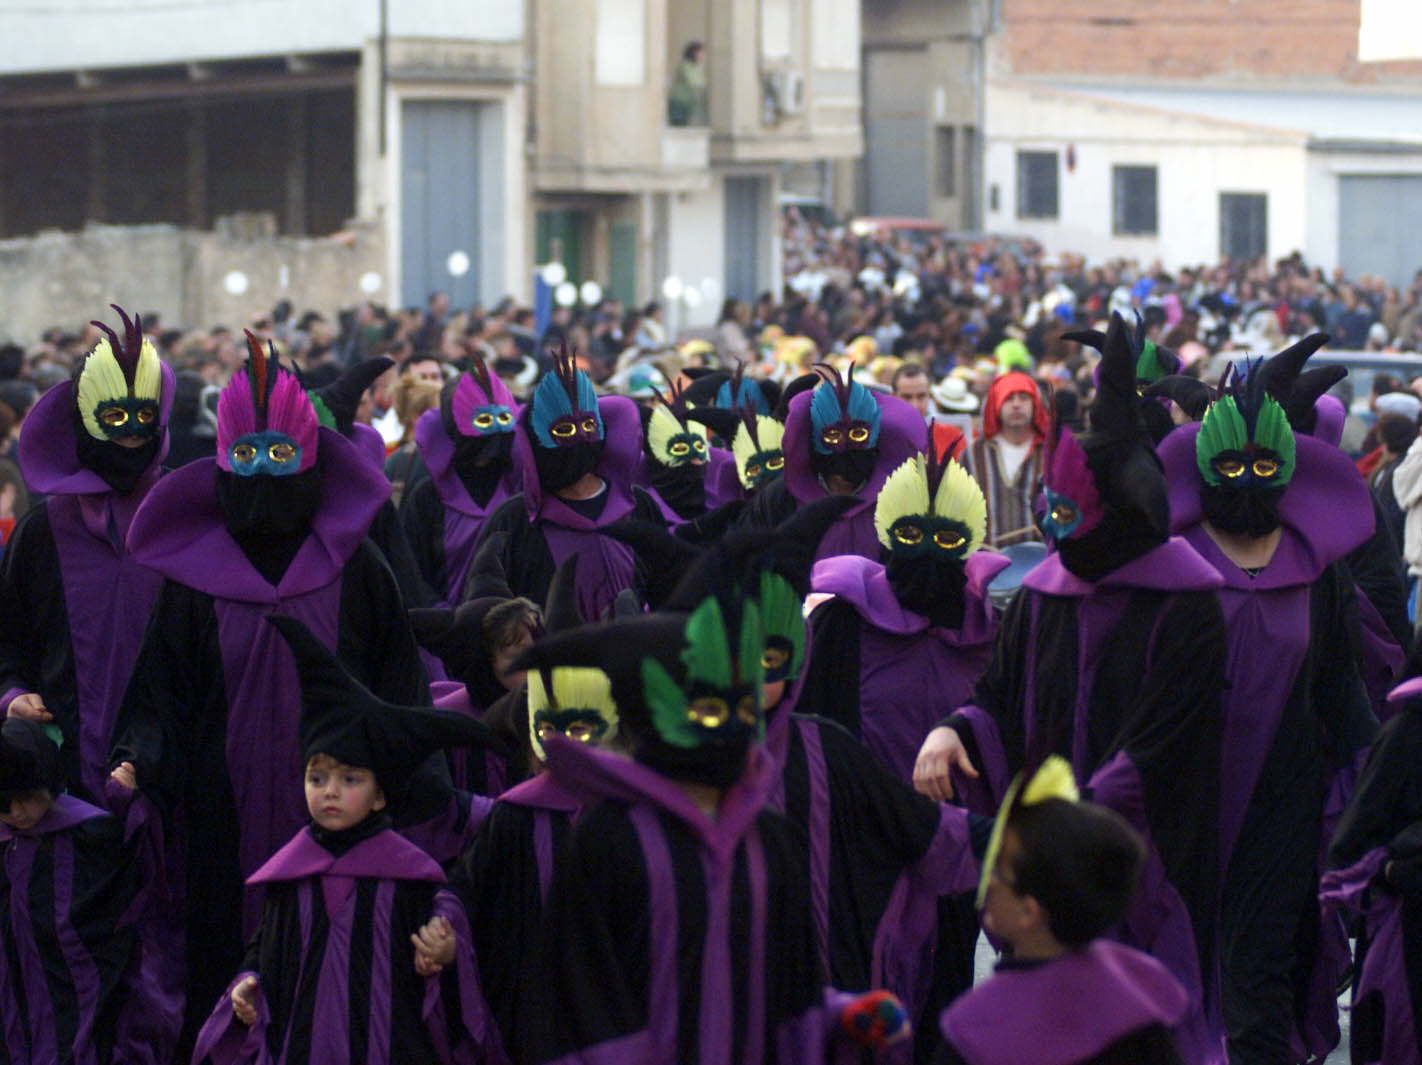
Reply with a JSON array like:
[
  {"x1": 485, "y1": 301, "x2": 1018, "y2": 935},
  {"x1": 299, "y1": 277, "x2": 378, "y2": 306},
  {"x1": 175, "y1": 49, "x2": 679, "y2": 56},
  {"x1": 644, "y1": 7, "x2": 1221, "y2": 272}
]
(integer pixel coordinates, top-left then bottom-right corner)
[
  {"x1": 546, "y1": 414, "x2": 604, "y2": 447},
  {"x1": 885, "y1": 515, "x2": 974, "y2": 560},
  {"x1": 1208, "y1": 449, "x2": 1284, "y2": 487},
  {"x1": 466, "y1": 404, "x2": 515, "y2": 437},
  {"x1": 227, "y1": 430, "x2": 305, "y2": 478},
  {"x1": 809, "y1": 365, "x2": 882, "y2": 455},
  {"x1": 91, "y1": 399, "x2": 161, "y2": 441}
]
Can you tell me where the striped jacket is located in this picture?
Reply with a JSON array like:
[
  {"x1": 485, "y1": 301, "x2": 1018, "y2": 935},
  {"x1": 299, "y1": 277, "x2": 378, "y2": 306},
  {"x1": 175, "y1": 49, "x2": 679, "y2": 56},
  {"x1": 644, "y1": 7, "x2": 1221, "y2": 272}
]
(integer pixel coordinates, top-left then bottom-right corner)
[{"x1": 966, "y1": 436, "x2": 1045, "y2": 548}]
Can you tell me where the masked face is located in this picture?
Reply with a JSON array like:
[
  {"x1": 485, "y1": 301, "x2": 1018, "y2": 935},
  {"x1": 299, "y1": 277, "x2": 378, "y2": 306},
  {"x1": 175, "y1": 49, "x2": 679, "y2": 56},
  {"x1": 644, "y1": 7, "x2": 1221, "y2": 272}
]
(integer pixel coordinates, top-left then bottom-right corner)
[
  {"x1": 216, "y1": 334, "x2": 320, "y2": 477},
  {"x1": 527, "y1": 666, "x2": 617, "y2": 763},
  {"x1": 531, "y1": 361, "x2": 604, "y2": 449},
  {"x1": 809, "y1": 370, "x2": 881, "y2": 456},
  {"x1": 1195, "y1": 385, "x2": 1296, "y2": 538},
  {"x1": 226, "y1": 430, "x2": 305, "y2": 477},
  {"x1": 76, "y1": 315, "x2": 164, "y2": 445},
  {"x1": 1037, "y1": 428, "x2": 1104, "y2": 546}
]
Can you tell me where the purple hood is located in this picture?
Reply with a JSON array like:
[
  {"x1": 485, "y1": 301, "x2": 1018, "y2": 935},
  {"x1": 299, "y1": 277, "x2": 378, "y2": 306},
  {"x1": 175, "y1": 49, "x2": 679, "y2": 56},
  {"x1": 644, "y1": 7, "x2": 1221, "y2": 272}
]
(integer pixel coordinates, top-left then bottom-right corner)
[
  {"x1": 782, "y1": 389, "x2": 927, "y2": 514},
  {"x1": 810, "y1": 551, "x2": 1009, "y2": 641},
  {"x1": 512, "y1": 394, "x2": 643, "y2": 528}
]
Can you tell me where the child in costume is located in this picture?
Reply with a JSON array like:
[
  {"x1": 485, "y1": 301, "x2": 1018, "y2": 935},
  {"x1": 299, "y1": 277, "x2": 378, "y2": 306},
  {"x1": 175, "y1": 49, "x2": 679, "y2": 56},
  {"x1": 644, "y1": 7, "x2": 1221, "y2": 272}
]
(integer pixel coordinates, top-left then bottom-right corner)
[
  {"x1": 0, "y1": 717, "x2": 169, "y2": 1065},
  {"x1": 190, "y1": 616, "x2": 493, "y2": 1065},
  {"x1": 936, "y1": 757, "x2": 1188, "y2": 1065}
]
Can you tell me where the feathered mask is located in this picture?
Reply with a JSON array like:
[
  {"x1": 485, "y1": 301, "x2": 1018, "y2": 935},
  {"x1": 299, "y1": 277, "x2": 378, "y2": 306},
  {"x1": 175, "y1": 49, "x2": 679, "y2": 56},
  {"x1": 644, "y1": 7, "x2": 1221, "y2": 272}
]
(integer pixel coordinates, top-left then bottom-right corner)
[
  {"x1": 732, "y1": 410, "x2": 786, "y2": 490},
  {"x1": 531, "y1": 347, "x2": 603, "y2": 449},
  {"x1": 527, "y1": 666, "x2": 618, "y2": 763},
  {"x1": 78, "y1": 305, "x2": 164, "y2": 442},
  {"x1": 1195, "y1": 359, "x2": 1296, "y2": 489},
  {"x1": 217, "y1": 331, "x2": 319, "y2": 476},
  {"x1": 646, "y1": 382, "x2": 709, "y2": 468},
  {"x1": 451, "y1": 356, "x2": 518, "y2": 439},
  {"x1": 715, "y1": 362, "x2": 772, "y2": 416},
  {"x1": 875, "y1": 442, "x2": 986, "y2": 561},
  {"x1": 1039, "y1": 423, "x2": 1105, "y2": 542},
  {"x1": 809, "y1": 363, "x2": 881, "y2": 455}
]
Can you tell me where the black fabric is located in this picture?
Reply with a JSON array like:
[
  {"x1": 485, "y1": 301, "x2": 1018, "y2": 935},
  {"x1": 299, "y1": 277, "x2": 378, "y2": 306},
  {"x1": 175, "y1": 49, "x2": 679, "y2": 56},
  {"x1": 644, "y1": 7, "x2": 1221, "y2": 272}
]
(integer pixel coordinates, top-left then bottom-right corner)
[
  {"x1": 1198, "y1": 482, "x2": 1286, "y2": 538},
  {"x1": 234, "y1": 864, "x2": 442, "y2": 1065},
  {"x1": 450, "y1": 432, "x2": 513, "y2": 508},
  {"x1": 1055, "y1": 507, "x2": 1167, "y2": 583},
  {"x1": 800, "y1": 599, "x2": 864, "y2": 738},
  {"x1": 73, "y1": 412, "x2": 160, "y2": 496},
  {"x1": 532, "y1": 440, "x2": 603, "y2": 493},
  {"x1": 647, "y1": 461, "x2": 707, "y2": 520},
  {"x1": 1219, "y1": 563, "x2": 1375, "y2": 1062},
  {"x1": 735, "y1": 475, "x2": 799, "y2": 534},
  {"x1": 0, "y1": 504, "x2": 97, "y2": 803},
  {"x1": 399, "y1": 477, "x2": 454, "y2": 606},
  {"x1": 447, "y1": 800, "x2": 572, "y2": 1061},
  {"x1": 1345, "y1": 495, "x2": 1413, "y2": 656},
  {"x1": 559, "y1": 486, "x2": 608, "y2": 523},
  {"x1": 308, "y1": 811, "x2": 392, "y2": 857},
  {"x1": 0, "y1": 812, "x2": 147, "y2": 1065},
  {"x1": 934, "y1": 1021, "x2": 1186, "y2": 1065},
  {"x1": 476, "y1": 487, "x2": 666, "y2": 615},
  {"x1": 886, "y1": 554, "x2": 968, "y2": 630},
  {"x1": 365, "y1": 497, "x2": 436, "y2": 609},
  {"x1": 527, "y1": 799, "x2": 823, "y2": 1064},
  {"x1": 810, "y1": 447, "x2": 877, "y2": 491},
  {"x1": 951, "y1": 585, "x2": 1227, "y2": 989},
  {"x1": 110, "y1": 540, "x2": 431, "y2": 1047},
  {"x1": 215, "y1": 467, "x2": 323, "y2": 586}
]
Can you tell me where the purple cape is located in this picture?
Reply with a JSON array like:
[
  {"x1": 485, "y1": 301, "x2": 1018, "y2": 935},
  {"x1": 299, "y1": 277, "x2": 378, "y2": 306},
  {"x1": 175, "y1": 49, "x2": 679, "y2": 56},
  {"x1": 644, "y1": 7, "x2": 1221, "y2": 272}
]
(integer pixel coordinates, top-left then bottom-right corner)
[
  {"x1": 349, "y1": 422, "x2": 389, "y2": 469},
  {"x1": 810, "y1": 551, "x2": 1008, "y2": 781},
  {"x1": 414, "y1": 408, "x2": 524, "y2": 605},
  {"x1": 782, "y1": 390, "x2": 928, "y2": 560},
  {"x1": 705, "y1": 446, "x2": 742, "y2": 508},
  {"x1": 247, "y1": 824, "x2": 445, "y2": 886},
  {"x1": 940, "y1": 941, "x2": 1188, "y2": 1065},
  {"x1": 510, "y1": 395, "x2": 643, "y2": 620}
]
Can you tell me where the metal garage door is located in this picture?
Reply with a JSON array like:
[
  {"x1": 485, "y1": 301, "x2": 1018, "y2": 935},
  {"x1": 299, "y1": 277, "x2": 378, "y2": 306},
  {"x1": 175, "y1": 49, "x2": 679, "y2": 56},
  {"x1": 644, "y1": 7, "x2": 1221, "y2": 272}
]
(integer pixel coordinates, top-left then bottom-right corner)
[
  {"x1": 1339, "y1": 174, "x2": 1422, "y2": 287},
  {"x1": 401, "y1": 100, "x2": 488, "y2": 309},
  {"x1": 724, "y1": 175, "x2": 765, "y2": 302},
  {"x1": 864, "y1": 47, "x2": 929, "y2": 218}
]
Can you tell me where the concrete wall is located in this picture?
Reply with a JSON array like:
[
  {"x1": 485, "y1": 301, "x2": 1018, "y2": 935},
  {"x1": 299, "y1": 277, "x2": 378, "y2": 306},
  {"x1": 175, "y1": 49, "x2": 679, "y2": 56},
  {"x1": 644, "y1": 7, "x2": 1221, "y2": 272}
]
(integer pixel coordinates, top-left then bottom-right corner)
[
  {"x1": 5, "y1": 0, "x2": 522, "y2": 74},
  {"x1": 0, "y1": 221, "x2": 384, "y2": 345},
  {"x1": 666, "y1": 180, "x2": 728, "y2": 329},
  {"x1": 984, "y1": 80, "x2": 1310, "y2": 266}
]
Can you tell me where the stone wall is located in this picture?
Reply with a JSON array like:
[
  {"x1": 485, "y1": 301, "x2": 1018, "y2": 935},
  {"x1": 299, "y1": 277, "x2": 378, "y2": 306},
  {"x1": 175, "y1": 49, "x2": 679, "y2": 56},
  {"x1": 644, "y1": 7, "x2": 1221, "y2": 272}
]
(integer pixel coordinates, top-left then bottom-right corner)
[{"x1": 0, "y1": 218, "x2": 385, "y2": 344}]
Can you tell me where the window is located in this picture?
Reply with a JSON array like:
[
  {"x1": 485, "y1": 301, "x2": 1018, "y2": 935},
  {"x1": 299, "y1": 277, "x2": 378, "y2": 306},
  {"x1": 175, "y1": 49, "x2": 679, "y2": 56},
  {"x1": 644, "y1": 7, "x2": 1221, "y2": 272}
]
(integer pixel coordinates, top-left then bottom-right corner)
[
  {"x1": 1016, "y1": 150, "x2": 1058, "y2": 219},
  {"x1": 761, "y1": 0, "x2": 793, "y2": 60},
  {"x1": 595, "y1": 0, "x2": 646, "y2": 86},
  {"x1": 1220, "y1": 192, "x2": 1268, "y2": 262},
  {"x1": 1112, "y1": 165, "x2": 1158, "y2": 235},
  {"x1": 936, "y1": 127, "x2": 957, "y2": 198}
]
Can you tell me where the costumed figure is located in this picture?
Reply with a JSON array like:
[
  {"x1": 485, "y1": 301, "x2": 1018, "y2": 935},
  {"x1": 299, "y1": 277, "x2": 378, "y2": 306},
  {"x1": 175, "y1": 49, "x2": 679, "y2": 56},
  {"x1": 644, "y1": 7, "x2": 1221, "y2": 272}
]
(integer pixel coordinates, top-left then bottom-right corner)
[
  {"x1": 191, "y1": 617, "x2": 495, "y2": 1065},
  {"x1": 110, "y1": 333, "x2": 431, "y2": 1046},
  {"x1": 683, "y1": 364, "x2": 780, "y2": 508},
  {"x1": 1065, "y1": 315, "x2": 1183, "y2": 445},
  {"x1": 914, "y1": 313, "x2": 1229, "y2": 1064},
  {"x1": 1157, "y1": 342, "x2": 1377, "y2": 1064},
  {"x1": 0, "y1": 306, "x2": 174, "y2": 806},
  {"x1": 740, "y1": 364, "x2": 927, "y2": 560},
  {"x1": 400, "y1": 357, "x2": 524, "y2": 607},
  {"x1": 479, "y1": 347, "x2": 665, "y2": 621},
  {"x1": 802, "y1": 440, "x2": 1008, "y2": 782},
  {"x1": 637, "y1": 380, "x2": 712, "y2": 523}
]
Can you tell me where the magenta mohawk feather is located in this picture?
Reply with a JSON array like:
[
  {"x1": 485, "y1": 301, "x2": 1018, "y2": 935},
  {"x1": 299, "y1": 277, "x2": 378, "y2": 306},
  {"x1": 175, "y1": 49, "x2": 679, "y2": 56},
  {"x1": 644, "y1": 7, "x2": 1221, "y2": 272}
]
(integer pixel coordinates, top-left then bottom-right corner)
[{"x1": 216, "y1": 331, "x2": 320, "y2": 472}]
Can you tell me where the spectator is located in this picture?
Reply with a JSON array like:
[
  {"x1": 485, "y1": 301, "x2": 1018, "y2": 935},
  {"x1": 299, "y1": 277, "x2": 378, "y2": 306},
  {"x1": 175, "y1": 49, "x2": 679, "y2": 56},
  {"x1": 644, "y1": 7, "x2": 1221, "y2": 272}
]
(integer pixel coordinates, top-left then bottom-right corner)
[
  {"x1": 965, "y1": 371, "x2": 1050, "y2": 547},
  {"x1": 667, "y1": 40, "x2": 708, "y2": 127}
]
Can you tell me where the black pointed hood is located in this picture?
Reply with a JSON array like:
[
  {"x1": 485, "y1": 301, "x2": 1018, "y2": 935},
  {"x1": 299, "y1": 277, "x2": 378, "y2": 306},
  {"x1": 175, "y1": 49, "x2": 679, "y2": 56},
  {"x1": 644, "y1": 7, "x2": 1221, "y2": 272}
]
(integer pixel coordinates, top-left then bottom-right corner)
[
  {"x1": 315, "y1": 357, "x2": 394, "y2": 434},
  {"x1": 1143, "y1": 375, "x2": 1215, "y2": 423}
]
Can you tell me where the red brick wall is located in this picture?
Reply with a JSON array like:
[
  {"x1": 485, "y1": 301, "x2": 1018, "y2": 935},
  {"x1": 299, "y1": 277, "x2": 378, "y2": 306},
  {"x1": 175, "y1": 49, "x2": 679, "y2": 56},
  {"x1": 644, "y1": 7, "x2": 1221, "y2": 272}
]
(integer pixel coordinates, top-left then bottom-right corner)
[{"x1": 1001, "y1": 0, "x2": 1422, "y2": 82}]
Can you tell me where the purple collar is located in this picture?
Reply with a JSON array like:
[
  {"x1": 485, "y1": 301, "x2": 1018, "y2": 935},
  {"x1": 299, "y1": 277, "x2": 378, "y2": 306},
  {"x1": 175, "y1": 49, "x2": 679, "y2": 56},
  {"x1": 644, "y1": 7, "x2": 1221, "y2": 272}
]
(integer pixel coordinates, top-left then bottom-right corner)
[
  {"x1": 542, "y1": 736, "x2": 778, "y2": 866},
  {"x1": 1022, "y1": 536, "x2": 1223, "y2": 596},
  {"x1": 1159, "y1": 423, "x2": 1374, "y2": 582},
  {"x1": 415, "y1": 407, "x2": 524, "y2": 518},
  {"x1": 810, "y1": 551, "x2": 1009, "y2": 640},
  {"x1": 513, "y1": 394, "x2": 642, "y2": 527},
  {"x1": 127, "y1": 426, "x2": 390, "y2": 603},
  {"x1": 0, "y1": 793, "x2": 107, "y2": 841},
  {"x1": 247, "y1": 824, "x2": 445, "y2": 885},
  {"x1": 18, "y1": 363, "x2": 177, "y2": 495},
  {"x1": 1388, "y1": 675, "x2": 1422, "y2": 709},
  {"x1": 499, "y1": 769, "x2": 583, "y2": 814},
  {"x1": 349, "y1": 422, "x2": 388, "y2": 469},
  {"x1": 782, "y1": 390, "x2": 928, "y2": 515}
]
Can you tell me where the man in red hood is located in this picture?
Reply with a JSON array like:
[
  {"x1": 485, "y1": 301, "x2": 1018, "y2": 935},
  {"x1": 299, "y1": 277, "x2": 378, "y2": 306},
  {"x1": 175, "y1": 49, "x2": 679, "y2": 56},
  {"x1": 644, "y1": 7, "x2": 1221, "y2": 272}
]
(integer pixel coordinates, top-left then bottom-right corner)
[{"x1": 966, "y1": 371, "x2": 1050, "y2": 547}]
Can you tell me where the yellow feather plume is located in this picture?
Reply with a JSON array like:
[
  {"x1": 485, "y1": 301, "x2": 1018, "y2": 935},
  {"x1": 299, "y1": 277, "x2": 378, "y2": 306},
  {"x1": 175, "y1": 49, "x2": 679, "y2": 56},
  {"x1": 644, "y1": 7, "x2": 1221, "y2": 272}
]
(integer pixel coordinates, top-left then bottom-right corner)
[
  {"x1": 76, "y1": 339, "x2": 129, "y2": 439},
  {"x1": 132, "y1": 338, "x2": 162, "y2": 402},
  {"x1": 732, "y1": 415, "x2": 785, "y2": 489},
  {"x1": 527, "y1": 666, "x2": 618, "y2": 762},
  {"x1": 932, "y1": 458, "x2": 987, "y2": 556},
  {"x1": 647, "y1": 404, "x2": 705, "y2": 465},
  {"x1": 874, "y1": 454, "x2": 931, "y2": 548}
]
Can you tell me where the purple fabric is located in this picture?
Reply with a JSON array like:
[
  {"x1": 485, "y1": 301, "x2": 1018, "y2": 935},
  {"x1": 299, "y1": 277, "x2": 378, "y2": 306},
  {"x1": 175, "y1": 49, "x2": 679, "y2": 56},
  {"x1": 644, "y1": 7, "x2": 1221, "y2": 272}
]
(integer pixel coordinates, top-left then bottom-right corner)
[
  {"x1": 628, "y1": 804, "x2": 681, "y2": 1052},
  {"x1": 415, "y1": 408, "x2": 522, "y2": 605},
  {"x1": 939, "y1": 941, "x2": 1189, "y2": 1065},
  {"x1": 431, "y1": 889, "x2": 507, "y2": 1065},
  {"x1": 1355, "y1": 588, "x2": 1407, "y2": 722},
  {"x1": 1022, "y1": 536, "x2": 1224, "y2": 597},
  {"x1": 1313, "y1": 395, "x2": 1346, "y2": 450},
  {"x1": 500, "y1": 773, "x2": 582, "y2": 903},
  {"x1": 398, "y1": 792, "x2": 496, "y2": 867},
  {"x1": 511, "y1": 395, "x2": 642, "y2": 620},
  {"x1": 127, "y1": 427, "x2": 389, "y2": 601},
  {"x1": 871, "y1": 805, "x2": 979, "y2": 1020},
  {"x1": 349, "y1": 422, "x2": 388, "y2": 469},
  {"x1": 795, "y1": 718, "x2": 832, "y2": 974},
  {"x1": 47, "y1": 487, "x2": 166, "y2": 805},
  {"x1": 189, "y1": 971, "x2": 274, "y2": 1065},
  {"x1": 1089, "y1": 751, "x2": 1219, "y2": 1065},
  {"x1": 431, "y1": 683, "x2": 507, "y2": 795},
  {"x1": 782, "y1": 390, "x2": 928, "y2": 560},
  {"x1": 1389, "y1": 675, "x2": 1422, "y2": 708},
  {"x1": 17, "y1": 362, "x2": 177, "y2": 496},
  {"x1": 812, "y1": 553, "x2": 1006, "y2": 781},
  {"x1": 705, "y1": 447, "x2": 742, "y2": 508},
  {"x1": 1158, "y1": 424, "x2": 1374, "y2": 575},
  {"x1": 247, "y1": 826, "x2": 445, "y2": 886},
  {"x1": 1321, "y1": 848, "x2": 1419, "y2": 1065},
  {"x1": 947, "y1": 705, "x2": 1011, "y2": 814}
]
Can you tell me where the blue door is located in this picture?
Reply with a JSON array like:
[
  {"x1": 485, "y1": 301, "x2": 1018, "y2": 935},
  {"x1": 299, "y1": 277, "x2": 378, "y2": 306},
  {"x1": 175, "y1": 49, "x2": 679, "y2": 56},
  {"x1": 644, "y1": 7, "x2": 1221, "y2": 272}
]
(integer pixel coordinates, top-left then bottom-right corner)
[{"x1": 401, "y1": 100, "x2": 483, "y2": 308}]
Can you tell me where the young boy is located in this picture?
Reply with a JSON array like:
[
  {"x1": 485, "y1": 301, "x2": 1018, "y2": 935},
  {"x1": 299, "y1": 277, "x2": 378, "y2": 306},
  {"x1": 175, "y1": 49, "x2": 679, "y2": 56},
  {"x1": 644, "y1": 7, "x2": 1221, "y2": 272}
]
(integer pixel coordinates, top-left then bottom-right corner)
[
  {"x1": 190, "y1": 616, "x2": 494, "y2": 1065},
  {"x1": 1, "y1": 717, "x2": 168, "y2": 1065},
  {"x1": 937, "y1": 757, "x2": 1188, "y2": 1065}
]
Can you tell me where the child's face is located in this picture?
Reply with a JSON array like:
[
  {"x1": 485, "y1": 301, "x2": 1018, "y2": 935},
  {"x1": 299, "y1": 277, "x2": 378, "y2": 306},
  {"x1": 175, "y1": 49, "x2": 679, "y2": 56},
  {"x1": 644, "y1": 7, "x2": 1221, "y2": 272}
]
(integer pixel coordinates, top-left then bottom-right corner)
[
  {"x1": 493, "y1": 621, "x2": 537, "y2": 692},
  {"x1": 304, "y1": 756, "x2": 385, "y2": 832},
  {"x1": 980, "y1": 827, "x2": 1036, "y2": 946},
  {"x1": 0, "y1": 790, "x2": 53, "y2": 832}
]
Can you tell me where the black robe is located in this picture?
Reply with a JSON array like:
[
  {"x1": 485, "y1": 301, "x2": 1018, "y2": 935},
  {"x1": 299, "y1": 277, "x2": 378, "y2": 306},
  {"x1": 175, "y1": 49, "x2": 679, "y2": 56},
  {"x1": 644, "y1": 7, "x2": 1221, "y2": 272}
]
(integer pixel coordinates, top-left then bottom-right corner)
[{"x1": 367, "y1": 497, "x2": 437, "y2": 609}]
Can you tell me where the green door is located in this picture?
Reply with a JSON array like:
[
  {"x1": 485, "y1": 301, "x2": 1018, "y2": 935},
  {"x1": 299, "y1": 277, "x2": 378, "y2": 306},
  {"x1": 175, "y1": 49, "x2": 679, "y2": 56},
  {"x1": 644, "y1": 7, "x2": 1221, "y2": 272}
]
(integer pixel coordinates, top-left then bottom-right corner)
[
  {"x1": 535, "y1": 209, "x2": 586, "y2": 283},
  {"x1": 609, "y1": 221, "x2": 638, "y2": 306}
]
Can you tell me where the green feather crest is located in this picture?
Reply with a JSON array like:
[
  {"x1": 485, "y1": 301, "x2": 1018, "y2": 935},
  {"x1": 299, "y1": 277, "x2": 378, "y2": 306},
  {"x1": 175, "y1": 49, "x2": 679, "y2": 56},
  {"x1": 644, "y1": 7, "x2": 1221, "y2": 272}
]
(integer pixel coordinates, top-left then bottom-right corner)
[
  {"x1": 308, "y1": 391, "x2": 338, "y2": 431},
  {"x1": 1195, "y1": 395, "x2": 1248, "y2": 485},
  {"x1": 758, "y1": 570, "x2": 806, "y2": 678}
]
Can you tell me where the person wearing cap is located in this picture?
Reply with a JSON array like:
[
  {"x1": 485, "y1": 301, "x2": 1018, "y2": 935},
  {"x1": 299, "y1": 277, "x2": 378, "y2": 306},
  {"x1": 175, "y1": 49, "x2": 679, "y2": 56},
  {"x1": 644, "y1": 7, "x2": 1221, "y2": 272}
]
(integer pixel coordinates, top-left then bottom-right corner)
[
  {"x1": 189, "y1": 616, "x2": 493, "y2": 1065},
  {"x1": 894, "y1": 363, "x2": 972, "y2": 463},
  {"x1": 0, "y1": 717, "x2": 171, "y2": 1065},
  {"x1": 0, "y1": 306, "x2": 175, "y2": 810},
  {"x1": 964, "y1": 371, "x2": 1050, "y2": 548}
]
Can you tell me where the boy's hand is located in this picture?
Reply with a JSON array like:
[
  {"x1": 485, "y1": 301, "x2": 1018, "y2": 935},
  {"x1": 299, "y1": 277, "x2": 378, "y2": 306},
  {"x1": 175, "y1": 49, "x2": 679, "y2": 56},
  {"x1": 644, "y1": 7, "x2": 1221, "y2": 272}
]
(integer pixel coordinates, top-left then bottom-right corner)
[
  {"x1": 411, "y1": 916, "x2": 455, "y2": 975},
  {"x1": 231, "y1": 976, "x2": 259, "y2": 1026},
  {"x1": 8, "y1": 693, "x2": 51, "y2": 722},
  {"x1": 839, "y1": 990, "x2": 911, "y2": 1050},
  {"x1": 109, "y1": 762, "x2": 137, "y2": 791}
]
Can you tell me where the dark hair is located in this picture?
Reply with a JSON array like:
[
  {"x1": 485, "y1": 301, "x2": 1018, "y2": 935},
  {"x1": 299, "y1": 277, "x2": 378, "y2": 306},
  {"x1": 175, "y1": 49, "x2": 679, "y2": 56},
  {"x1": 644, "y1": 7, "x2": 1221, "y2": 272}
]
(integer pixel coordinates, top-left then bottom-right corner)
[
  {"x1": 482, "y1": 598, "x2": 543, "y2": 651},
  {"x1": 1007, "y1": 799, "x2": 1144, "y2": 947},
  {"x1": 683, "y1": 41, "x2": 703, "y2": 61},
  {"x1": 891, "y1": 363, "x2": 928, "y2": 389},
  {"x1": 1379, "y1": 412, "x2": 1418, "y2": 455}
]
